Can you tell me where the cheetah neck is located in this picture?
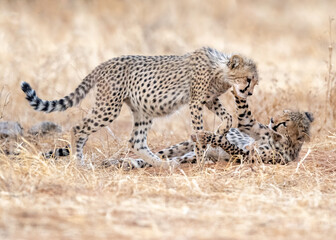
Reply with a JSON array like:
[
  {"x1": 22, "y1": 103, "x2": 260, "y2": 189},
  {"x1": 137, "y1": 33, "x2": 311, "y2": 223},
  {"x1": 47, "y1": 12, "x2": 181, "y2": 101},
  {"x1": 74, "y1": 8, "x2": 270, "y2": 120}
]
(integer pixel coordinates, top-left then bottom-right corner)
[{"x1": 272, "y1": 135, "x2": 304, "y2": 163}]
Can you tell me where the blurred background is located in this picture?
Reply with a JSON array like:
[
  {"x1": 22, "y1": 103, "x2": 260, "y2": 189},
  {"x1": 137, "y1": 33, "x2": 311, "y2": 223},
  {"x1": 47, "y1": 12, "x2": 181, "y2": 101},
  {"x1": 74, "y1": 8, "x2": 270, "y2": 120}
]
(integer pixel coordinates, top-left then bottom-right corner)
[
  {"x1": 1, "y1": 2, "x2": 336, "y2": 239},
  {"x1": 0, "y1": 0, "x2": 335, "y2": 146}
]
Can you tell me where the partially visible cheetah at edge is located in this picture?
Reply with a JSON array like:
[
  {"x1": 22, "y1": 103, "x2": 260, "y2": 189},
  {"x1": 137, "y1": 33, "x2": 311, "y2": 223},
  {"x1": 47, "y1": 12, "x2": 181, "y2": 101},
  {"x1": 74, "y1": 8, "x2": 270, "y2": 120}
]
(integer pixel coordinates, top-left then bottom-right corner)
[{"x1": 21, "y1": 47, "x2": 258, "y2": 168}]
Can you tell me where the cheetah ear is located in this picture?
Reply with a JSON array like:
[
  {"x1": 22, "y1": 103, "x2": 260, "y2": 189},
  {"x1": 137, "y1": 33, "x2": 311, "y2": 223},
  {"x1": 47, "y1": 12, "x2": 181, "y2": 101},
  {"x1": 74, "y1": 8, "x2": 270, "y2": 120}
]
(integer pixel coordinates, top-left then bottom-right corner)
[
  {"x1": 304, "y1": 112, "x2": 314, "y2": 122},
  {"x1": 228, "y1": 55, "x2": 243, "y2": 69}
]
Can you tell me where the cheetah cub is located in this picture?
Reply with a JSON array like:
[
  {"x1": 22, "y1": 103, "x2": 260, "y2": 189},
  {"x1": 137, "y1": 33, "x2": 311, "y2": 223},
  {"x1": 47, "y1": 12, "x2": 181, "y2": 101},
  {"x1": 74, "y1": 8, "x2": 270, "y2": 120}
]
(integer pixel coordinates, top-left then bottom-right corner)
[
  {"x1": 21, "y1": 47, "x2": 258, "y2": 168},
  {"x1": 195, "y1": 89, "x2": 314, "y2": 164}
]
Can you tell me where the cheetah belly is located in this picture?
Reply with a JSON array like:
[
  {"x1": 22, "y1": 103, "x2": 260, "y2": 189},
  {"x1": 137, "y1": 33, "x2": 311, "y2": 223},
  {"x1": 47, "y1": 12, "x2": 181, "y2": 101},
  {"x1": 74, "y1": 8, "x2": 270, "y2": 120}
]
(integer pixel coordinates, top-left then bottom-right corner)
[
  {"x1": 128, "y1": 87, "x2": 190, "y2": 118},
  {"x1": 226, "y1": 128, "x2": 255, "y2": 152}
]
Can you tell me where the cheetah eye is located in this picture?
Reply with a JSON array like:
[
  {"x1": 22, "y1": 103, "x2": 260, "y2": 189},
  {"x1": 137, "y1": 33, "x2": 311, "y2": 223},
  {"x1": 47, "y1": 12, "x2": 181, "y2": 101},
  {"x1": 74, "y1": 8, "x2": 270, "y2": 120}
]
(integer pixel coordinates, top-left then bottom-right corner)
[
  {"x1": 272, "y1": 121, "x2": 287, "y2": 131},
  {"x1": 246, "y1": 77, "x2": 252, "y2": 83}
]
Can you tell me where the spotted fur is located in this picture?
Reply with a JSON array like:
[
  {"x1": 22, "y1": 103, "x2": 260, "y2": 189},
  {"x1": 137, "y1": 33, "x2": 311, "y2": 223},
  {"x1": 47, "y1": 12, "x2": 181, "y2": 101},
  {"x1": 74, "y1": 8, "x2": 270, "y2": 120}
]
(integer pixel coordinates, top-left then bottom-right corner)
[
  {"x1": 196, "y1": 91, "x2": 314, "y2": 164},
  {"x1": 123, "y1": 90, "x2": 314, "y2": 168},
  {"x1": 21, "y1": 47, "x2": 258, "y2": 167}
]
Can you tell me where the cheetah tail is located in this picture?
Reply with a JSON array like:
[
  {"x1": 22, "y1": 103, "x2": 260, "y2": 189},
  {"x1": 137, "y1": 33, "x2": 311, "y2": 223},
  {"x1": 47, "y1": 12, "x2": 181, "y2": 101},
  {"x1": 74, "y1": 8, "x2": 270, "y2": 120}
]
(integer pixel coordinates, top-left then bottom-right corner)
[{"x1": 21, "y1": 74, "x2": 96, "y2": 113}]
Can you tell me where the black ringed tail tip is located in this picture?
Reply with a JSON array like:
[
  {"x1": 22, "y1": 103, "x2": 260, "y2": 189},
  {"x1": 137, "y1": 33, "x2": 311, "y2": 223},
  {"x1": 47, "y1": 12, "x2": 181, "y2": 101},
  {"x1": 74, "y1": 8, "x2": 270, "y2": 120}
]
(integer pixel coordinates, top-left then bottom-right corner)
[
  {"x1": 21, "y1": 81, "x2": 36, "y2": 102},
  {"x1": 21, "y1": 81, "x2": 32, "y2": 93}
]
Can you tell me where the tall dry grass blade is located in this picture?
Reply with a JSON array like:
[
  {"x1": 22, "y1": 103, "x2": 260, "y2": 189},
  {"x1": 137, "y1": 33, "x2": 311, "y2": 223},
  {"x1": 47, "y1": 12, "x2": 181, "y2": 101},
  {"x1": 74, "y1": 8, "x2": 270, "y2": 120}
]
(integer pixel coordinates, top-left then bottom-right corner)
[
  {"x1": 325, "y1": 16, "x2": 335, "y2": 126},
  {"x1": 0, "y1": 86, "x2": 11, "y2": 120},
  {"x1": 295, "y1": 148, "x2": 311, "y2": 173}
]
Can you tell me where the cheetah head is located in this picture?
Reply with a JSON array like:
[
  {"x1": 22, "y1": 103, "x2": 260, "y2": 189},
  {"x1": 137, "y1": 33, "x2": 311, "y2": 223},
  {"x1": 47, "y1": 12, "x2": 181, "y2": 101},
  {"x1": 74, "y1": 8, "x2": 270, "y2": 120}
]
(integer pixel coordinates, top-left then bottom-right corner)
[
  {"x1": 226, "y1": 55, "x2": 259, "y2": 98},
  {"x1": 268, "y1": 110, "x2": 314, "y2": 144}
]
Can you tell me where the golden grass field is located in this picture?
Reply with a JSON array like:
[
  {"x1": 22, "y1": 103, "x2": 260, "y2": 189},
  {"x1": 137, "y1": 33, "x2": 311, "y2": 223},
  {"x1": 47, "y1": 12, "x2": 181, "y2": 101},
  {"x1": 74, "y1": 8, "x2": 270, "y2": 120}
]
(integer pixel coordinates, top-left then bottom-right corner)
[{"x1": 1, "y1": 0, "x2": 336, "y2": 239}]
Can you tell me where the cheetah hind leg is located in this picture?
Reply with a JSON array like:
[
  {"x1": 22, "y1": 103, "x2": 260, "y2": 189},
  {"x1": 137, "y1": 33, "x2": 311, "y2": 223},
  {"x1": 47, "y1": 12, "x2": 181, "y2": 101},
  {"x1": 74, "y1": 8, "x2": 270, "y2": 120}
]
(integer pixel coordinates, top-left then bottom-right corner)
[
  {"x1": 102, "y1": 158, "x2": 151, "y2": 170},
  {"x1": 104, "y1": 141, "x2": 194, "y2": 170},
  {"x1": 157, "y1": 140, "x2": 222, "y2": 165},
  {"x1": 105, "y1": 152, "x2": 197, "y2": 170},
  {"x1": 128, "y1": 113, "x2": 178, "y2": 169},
  {"x1": 71, "y1": 102, "x2": 123, "y2": 166}
]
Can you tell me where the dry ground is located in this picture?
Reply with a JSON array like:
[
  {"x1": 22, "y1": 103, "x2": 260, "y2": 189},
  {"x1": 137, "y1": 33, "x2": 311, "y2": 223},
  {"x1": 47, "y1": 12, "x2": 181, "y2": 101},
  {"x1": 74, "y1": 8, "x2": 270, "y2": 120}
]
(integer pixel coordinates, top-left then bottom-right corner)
[{"x1": 0, "y1": 0, "x2": 336, "y2": 239}]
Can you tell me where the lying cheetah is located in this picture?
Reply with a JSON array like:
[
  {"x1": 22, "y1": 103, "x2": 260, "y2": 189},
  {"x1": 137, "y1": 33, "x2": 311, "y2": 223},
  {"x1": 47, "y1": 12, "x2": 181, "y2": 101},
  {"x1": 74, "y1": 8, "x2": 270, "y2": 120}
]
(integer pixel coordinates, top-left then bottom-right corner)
[
  {"x1": 196, "y1": 90, "x2": 314, "y2": 164},
  {"x1": 21, "y1": 47, "x2": 258, "y2": 168},
  {"x1": 119, "y1": 89, "x2": 313, "y2": 168}
]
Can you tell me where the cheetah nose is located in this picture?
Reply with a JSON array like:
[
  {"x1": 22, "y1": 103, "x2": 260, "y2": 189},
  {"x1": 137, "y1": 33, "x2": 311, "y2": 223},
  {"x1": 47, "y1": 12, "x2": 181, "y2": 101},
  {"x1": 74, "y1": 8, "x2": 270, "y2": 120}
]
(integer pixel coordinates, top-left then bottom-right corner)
[{"x1": 248, "y1": 92, "x2": 252, "y2": 96}]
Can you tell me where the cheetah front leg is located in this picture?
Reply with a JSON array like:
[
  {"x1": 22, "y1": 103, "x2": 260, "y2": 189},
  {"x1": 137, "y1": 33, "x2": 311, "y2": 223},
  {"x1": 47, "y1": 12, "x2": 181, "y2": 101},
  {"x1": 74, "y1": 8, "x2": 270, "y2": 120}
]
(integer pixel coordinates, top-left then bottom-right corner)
[
  {"x1": 189, "y1": 98, "x2": 210, "y2": 166},
  {"x1": 156, "y1": 141, "x2": 197, "y2": 164},
  {"x1": 157, "y1": 141, "x2": 195, "y2": 159},
  {"x1": 205, "y1": 97, "x2": 233, "y2": 135},
  {"x1": 195, "y1": 131, "x2": 285, "y2": 164},
  {"x1": 128, "y1": 113, "x2": 178, "y2": 169},
  {"x1": 193, "y1": 131, "x2": 249, "y2": 157}
]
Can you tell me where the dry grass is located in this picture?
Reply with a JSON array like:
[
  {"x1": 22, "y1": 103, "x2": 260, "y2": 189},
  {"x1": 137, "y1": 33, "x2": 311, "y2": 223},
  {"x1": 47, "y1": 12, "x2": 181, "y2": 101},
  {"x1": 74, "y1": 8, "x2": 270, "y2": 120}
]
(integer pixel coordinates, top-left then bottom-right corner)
[{"x1": 0, "y1": 0, "x2": 336, "y2": 239}]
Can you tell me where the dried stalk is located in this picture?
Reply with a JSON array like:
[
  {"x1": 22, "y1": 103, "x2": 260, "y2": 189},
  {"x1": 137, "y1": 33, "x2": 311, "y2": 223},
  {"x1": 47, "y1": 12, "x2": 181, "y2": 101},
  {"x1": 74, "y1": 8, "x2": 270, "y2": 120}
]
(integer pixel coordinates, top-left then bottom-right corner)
[
  {"x1": 0, "y1": 86, "x2": 11, "y2": 120},
  {"x1": 325, "y1": 17, "x2": 335, "y2": 126}
]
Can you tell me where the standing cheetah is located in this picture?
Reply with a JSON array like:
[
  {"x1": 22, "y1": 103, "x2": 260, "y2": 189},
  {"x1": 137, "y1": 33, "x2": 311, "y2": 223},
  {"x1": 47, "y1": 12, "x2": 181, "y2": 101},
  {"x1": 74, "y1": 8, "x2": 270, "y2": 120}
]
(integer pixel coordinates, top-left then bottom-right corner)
[{"x1": 21, "y1": 47, "x2": 258, "y2": 168}]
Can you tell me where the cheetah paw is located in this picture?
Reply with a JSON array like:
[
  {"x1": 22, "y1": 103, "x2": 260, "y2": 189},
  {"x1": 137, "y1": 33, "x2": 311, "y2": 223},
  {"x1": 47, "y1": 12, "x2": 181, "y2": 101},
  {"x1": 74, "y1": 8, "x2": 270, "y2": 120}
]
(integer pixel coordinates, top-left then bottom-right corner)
[
  {"x1": 159, "y1": 159, "x2": 180, "y2": 170},
  {"x1": 102, "y1": 158, "x2": 149, "y2": 170},
  {"x1": 191, "y1": 131, "x2": 214, "y2": 145}
]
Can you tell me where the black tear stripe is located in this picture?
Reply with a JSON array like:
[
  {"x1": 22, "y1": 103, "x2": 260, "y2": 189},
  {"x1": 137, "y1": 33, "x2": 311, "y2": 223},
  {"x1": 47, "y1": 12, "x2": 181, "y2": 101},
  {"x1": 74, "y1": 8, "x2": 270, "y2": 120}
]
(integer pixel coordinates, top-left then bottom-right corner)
[
  {"x1": 272, "y1": 122, "x2": 286, "y2": 132},
  {"x1": 240, "y1": 79, "x2": 251, "y2": 94}
]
